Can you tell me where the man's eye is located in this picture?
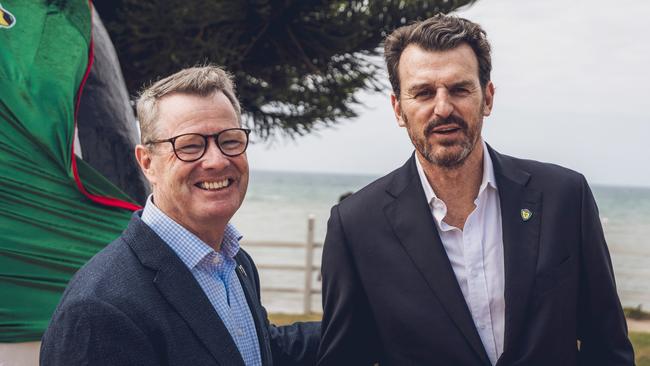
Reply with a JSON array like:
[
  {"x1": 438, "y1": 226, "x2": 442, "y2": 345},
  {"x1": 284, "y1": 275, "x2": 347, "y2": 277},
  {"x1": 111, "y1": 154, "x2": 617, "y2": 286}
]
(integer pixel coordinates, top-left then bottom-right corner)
[
  {"x1": 452, "y1": 88, "x2": 470, "y2": 96},
  {"x1": 222, "y1": 140, "x2": 243, "y2": 148},
  {"x1": 414, "y1": 90, "x2": 434, "y2": 99},
  {"x1": 178, "y1": 144, "x2": 203, "y2": 152}
]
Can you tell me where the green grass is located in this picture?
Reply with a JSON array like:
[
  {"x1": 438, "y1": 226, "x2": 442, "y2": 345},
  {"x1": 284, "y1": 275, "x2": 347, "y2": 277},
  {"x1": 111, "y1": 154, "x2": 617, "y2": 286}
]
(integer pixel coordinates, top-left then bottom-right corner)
[
  {"x1": 631, "y1": 332, "x2": 650, "y2": 366},
  {"x1": 270, "y1": 313, "x2": 650, "y2": 365},
  {"x1": 269, "y1": 313, "x2": 321, "y2": 325}
]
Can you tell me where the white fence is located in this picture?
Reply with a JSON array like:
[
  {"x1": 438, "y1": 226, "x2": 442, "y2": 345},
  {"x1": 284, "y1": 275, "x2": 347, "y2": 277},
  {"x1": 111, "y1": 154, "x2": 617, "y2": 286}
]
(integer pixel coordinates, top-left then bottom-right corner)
[{"x1": 242, "y1": 215, "x2": 322, "y2": 314}]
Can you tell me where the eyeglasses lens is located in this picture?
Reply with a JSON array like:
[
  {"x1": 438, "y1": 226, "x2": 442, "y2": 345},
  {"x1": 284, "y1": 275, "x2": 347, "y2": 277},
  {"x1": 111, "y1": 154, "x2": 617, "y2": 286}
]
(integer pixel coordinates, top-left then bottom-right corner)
[
  {"x1": 174, "y1": 134, "x2": 206, "y2": 161},
  {"x1": 217, "y1": 130, "x2": 248, "y2": 156}
]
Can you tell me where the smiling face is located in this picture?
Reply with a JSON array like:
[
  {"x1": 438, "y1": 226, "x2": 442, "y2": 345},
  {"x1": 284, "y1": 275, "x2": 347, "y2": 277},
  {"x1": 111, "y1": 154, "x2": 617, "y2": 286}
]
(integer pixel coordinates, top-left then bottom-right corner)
[
  {"x1": 391, "y1": 43, "x2": 494, "y2": 169},
  {"x1": 135, "y1": 92, "x2": 248, "y2": 244}
]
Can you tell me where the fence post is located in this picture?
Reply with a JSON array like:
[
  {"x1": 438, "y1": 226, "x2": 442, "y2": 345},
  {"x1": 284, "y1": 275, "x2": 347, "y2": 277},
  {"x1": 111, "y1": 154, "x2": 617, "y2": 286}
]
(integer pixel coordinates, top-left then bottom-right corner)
[{"x1": 303, "y1": 215, "x2": 315, "y2": 315}]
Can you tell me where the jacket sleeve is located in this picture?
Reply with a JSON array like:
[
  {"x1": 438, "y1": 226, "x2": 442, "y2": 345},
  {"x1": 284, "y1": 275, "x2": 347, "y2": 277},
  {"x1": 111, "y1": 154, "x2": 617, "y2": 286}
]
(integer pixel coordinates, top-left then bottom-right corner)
[
  {"x1": 576, "y1": 175, "x2": 635, "y2": 365},
  {"x1": 40, "y1": 299, "x2": 159, "y2": 366},
  {"x1": 317, "y1": 204, "x2": 380, "y2": 366},
  {"x1": 268, "y1": 321, "x2": 321, "y2": 366}
]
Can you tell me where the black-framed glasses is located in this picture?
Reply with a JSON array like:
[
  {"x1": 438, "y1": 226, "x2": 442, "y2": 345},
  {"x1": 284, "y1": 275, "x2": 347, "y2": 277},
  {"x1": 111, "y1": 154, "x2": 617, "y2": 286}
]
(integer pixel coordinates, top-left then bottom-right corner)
[{"x1": 147, "y1": 128, "x2": 251, "y2": 162}]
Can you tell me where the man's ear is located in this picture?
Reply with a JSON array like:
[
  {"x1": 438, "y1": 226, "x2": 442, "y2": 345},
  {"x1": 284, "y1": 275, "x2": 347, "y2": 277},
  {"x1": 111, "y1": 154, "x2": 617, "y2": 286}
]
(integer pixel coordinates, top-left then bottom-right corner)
[
  {"x1": 391, "y1": 93, "x2": 407, "y2": 127},
  {"x1": 483, "y1": 81, "x2": 495, "y2": 117},
  {"x1": 135, "y1": 144, "x2": 156, "y2": 185}
]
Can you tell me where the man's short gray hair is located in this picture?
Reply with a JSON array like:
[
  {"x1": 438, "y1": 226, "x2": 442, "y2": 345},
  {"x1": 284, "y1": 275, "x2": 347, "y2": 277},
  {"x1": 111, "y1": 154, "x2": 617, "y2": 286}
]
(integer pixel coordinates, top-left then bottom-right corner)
[{"x1": 136, "y1": 65, "x2": 241, "y2": 144}]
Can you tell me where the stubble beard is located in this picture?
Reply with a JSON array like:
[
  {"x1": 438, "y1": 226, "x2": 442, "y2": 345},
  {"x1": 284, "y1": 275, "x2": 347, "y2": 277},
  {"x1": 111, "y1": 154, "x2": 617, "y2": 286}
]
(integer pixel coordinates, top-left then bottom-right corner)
[{"x1": 403, "y1": 110, "x2": 483, "y2": 170}]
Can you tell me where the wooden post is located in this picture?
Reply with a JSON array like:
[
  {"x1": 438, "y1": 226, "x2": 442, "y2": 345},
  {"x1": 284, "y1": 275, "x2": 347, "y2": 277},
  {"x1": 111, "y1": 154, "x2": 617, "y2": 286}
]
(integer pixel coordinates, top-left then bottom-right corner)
[{"x1": 303, "y1": 215, "x2": 315, "y2": 315}]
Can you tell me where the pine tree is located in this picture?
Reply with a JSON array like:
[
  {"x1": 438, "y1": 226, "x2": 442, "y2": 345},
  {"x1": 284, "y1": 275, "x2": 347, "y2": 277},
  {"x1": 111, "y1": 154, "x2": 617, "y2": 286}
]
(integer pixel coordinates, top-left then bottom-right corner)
[{"x1": 96, "y1": 0, "x2": 476, "y2": 138}]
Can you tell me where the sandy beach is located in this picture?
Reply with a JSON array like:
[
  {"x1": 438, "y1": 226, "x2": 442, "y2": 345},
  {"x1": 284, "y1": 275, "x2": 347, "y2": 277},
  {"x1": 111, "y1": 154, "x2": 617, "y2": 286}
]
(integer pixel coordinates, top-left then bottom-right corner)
[{"x1": 628, "y1": 318, "x2": 650, "y2": 333}]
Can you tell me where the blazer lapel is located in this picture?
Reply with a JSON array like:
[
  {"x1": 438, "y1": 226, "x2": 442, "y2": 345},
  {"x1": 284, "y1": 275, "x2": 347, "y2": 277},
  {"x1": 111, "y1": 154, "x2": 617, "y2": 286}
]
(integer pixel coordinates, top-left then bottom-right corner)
[
  {"x1": 488, "y1": 147, "x2": 542, "y2": 355},
  {"x1": 123, "y1": 215, "x2": 245, "y2": 366},
  {"x1": 234, "y1": 254, "x2": 273, "y2": 366},
  {"x1": 383, "y1": 156, "x2": 491, "y2": 365}
]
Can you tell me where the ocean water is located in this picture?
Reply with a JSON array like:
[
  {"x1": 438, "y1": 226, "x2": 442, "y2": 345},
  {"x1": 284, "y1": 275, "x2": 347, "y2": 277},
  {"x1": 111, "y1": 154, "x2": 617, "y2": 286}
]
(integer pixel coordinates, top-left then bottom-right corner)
[
  {"x1": 232, "y1": 170, "x2": 650, "y2": 313},
  {"x1": 591, "y1": 185, "x2": 650, "y2": 310}
]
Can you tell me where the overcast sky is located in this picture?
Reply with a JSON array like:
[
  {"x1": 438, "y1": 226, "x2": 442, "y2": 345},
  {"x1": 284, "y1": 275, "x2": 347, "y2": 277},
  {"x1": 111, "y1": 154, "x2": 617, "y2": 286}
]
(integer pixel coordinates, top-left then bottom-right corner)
[{"x1": 246, "y1": 0, "x2": 650, "y2": 188}]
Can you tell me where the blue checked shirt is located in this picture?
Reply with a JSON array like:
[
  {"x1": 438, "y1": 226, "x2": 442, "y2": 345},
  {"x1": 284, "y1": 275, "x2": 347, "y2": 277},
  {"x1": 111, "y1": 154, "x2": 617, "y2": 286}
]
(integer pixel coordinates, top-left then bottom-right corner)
[{"x1": 141, "y1": 196, "x2": 262, "y2": 366}]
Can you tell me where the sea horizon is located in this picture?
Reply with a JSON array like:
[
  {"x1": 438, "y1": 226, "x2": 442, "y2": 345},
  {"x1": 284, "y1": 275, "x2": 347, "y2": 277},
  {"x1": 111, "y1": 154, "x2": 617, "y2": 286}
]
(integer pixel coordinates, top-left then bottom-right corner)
[
  {"x1": 234, "y1": 169, "x2": 650, "y2": 313},
  {"x1": 249, "y1": 168, "x2": 650, "y2": 190}
]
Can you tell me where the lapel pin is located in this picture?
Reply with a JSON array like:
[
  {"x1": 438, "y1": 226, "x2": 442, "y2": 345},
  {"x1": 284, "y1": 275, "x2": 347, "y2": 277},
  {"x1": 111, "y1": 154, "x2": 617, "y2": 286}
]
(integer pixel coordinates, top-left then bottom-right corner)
[
  {"x1": 521, "y1": 208, "x2": 532, "y2": 221},
  {"x1": 237, "y1": 264, "x2": 247, "y2": 277}
]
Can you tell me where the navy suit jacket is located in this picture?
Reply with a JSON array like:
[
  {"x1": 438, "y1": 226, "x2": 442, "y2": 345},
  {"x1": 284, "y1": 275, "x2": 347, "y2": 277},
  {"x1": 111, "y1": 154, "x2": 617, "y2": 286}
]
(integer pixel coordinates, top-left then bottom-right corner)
[
  {"x1": 317, "y1": 146, "x2": 634, "y2": 366},
  {"x1": 40, "y1": 212, "x2": 319, "y2": 366}
]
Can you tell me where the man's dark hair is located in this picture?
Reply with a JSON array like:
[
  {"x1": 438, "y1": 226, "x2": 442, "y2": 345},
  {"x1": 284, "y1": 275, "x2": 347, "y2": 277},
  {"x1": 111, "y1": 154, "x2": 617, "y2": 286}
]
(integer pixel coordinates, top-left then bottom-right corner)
[{"x1": 384, "y1": 14, "x2": 492, "y2": 98}]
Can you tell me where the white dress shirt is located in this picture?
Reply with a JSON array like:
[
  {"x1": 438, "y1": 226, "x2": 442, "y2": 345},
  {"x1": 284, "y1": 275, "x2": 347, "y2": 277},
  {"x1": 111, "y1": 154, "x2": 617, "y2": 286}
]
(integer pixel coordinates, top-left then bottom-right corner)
[{"x1": 415, "y1": 141, "x2": 505, "y2": 365}]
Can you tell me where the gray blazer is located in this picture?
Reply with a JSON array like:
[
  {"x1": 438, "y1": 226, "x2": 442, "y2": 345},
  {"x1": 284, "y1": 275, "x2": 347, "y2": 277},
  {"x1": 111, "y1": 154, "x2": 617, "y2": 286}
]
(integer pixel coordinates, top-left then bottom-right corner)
[{"x1": 41, "y1": 212, "x2": 319, "y2": 366}]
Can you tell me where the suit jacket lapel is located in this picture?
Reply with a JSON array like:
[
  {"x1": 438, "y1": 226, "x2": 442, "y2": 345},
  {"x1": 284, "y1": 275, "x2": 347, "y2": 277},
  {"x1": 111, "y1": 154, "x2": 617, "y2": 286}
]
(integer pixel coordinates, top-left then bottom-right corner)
[
  {"x1": 123, "y1": 215, "x2": 245, "y2": 366},
  {"x1": 488, "y1": 146, "x2": 542, "y2": 356},
  {"x1": 383, "y1": 156, "x2": 491, "y2": 365},
  {"x1": 234, "y1": 253, "x2": 273, "y2": 366}
]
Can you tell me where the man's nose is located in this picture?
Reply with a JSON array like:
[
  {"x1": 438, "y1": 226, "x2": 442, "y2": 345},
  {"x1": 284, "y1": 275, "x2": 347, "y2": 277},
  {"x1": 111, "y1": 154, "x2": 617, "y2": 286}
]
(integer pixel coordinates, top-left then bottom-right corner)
[
  {"x1": 200, "y1": 139, "x2": 230, "y2": 168},
  {"x1": 433, "y1": 91, "x2": 453, "y2": 119}
]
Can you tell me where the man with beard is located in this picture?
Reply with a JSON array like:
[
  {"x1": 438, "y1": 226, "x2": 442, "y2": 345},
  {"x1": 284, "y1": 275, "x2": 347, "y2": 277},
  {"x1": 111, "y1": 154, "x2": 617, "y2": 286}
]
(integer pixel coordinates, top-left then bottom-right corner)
[{"x1": 317, "y1": 14, "x2": 634, "y2": 366}]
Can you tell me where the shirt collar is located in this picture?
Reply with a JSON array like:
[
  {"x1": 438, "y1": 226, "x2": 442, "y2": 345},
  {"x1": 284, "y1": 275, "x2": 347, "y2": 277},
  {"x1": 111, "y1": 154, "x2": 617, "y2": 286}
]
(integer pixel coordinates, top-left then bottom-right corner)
[
  {"x1": 480, "y1": 140, "x2": 498, "y2": 193},
  {"x1": 415, "y1": 140, "x2": 498, "y2": 208},
  {"x1": 140, "y1": 195, "x2": 241, "y2": 269}
]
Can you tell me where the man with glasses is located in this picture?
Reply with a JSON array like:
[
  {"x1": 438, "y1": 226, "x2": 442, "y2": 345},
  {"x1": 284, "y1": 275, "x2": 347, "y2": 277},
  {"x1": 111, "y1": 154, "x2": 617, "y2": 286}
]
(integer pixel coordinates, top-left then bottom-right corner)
[{"x1": 41, "y1": 66, "x2": 319, "y2": 366}]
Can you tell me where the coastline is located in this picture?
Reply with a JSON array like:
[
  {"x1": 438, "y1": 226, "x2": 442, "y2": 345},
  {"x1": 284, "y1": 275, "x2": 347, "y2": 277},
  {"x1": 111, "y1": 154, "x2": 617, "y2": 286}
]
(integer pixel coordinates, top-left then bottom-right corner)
[{"x1": 628, "y1": 318, "x2": 650, "y2": 333}]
